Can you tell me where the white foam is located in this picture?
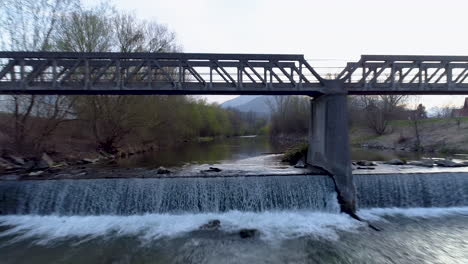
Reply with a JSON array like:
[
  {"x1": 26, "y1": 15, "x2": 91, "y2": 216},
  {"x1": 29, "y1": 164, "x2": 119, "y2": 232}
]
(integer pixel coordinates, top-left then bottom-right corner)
[
  {"x1": 2, "y1": 207, "x2": 468, "y2": 246},
  {"x1": 0, "y1": 211, "x2": 362, "y2": 245}
]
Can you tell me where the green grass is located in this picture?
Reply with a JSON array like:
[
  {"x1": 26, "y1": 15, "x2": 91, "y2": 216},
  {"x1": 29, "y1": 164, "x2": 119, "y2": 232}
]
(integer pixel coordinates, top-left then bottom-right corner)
[{"x1": 390, "y1": 117, "x2": 468, "y2": 127}]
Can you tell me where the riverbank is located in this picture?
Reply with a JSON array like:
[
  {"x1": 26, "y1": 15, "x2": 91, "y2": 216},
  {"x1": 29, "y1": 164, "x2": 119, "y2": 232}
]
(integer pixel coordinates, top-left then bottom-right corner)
[{"x1": 351, "y1": 116, "x2": 468, "y2": 154}]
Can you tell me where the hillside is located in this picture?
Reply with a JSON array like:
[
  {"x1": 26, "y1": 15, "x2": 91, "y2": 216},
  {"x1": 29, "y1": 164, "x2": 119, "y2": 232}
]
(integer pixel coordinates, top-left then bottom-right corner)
[{"x1": 221, "y1": 96, "x2": 273, "y2": 116}]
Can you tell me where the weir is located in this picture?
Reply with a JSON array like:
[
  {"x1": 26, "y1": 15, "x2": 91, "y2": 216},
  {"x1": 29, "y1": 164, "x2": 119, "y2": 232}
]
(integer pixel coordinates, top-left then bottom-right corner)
[{"x1": 1, "y1": 173, "x2": 468, "y2": 215}]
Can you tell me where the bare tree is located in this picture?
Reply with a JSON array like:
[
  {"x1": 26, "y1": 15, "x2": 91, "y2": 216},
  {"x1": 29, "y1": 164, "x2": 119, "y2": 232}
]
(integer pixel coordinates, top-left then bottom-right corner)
[
  {"x1": 0, "y1": 0, "x2": 78, "y2": 153},
  {"x1": 359, "y1": 95, "x2": 408, "y2": 135},
  {"x1": 53, "y1": 4, "x2": 114, "y2": 52}
]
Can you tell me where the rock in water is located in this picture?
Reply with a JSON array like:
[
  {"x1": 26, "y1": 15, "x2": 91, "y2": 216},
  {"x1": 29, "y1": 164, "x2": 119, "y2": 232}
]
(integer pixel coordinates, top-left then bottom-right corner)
[
  {"x1": 356, "y1": 160, "x2": 377, "y2": 166},
  {"x1": 156, "y1": 167, "x2": 171, "y2": 174},
  {"x1": 200, "y1": 220, "x2": 221, "y2": 230},
  {"x1": 435, "y1": 159, "x2": 466, "y2": 167},
  {"x1": 294, "y1": 159, "x2": 307, "y2": 168},
  {"x1": 209, "y1": 167, "x2": 222, "y2": 172},
  {"x1": 239, "y1": 229, "x2": 258, "y2": 238},
  {"x1": 201, "y1": 167, "x2": 222, "y2": 173},
  {"x1": 357, "y1": 166, "x2": 376, "y2": 170},
  {"x1": 385, "y1": 159, "x2": 406, "y2": 165}
]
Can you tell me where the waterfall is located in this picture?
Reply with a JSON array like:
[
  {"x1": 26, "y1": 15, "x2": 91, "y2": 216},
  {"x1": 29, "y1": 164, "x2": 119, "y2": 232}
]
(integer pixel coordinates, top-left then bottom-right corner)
[
  {"x1": 2, "y1": 172, "x2": 468, "y2": 216},
  {"x1": 0, "y1": 175, "x2": 338, "y2": 215},
  {"x1": 355, "y1": 172, "x2": 468, "y2": 208}
]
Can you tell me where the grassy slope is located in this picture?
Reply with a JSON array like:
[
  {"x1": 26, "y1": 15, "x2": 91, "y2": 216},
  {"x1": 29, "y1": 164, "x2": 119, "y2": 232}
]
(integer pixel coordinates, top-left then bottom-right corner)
[{"x1": 350, "y1": 117, "x2": 468, "y2": 153}]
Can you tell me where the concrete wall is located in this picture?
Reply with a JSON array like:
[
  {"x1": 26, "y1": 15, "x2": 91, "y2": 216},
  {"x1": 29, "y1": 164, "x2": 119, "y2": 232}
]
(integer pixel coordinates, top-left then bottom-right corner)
[{"x1": 307, "y1": 80, "x2": 356, "y2": 214}]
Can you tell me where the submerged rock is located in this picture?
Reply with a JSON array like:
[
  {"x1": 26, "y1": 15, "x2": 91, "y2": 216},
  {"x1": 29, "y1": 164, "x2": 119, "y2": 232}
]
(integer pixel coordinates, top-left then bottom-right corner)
[
  {"x1": 385, "y1": 159, "x2": 406, "y2": 165},
  {"x1": 200, "y1": 219, "x2": 221, "y2": 230},
  {"x1": 239, "y1": 229, "x2": 258, "y2": 239}
]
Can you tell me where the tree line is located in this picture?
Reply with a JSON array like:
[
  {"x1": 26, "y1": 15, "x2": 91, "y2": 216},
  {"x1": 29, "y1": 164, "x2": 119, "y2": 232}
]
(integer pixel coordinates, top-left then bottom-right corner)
[
  {"x1": 266, "y1": 95, "x2": 436, "y2": 137},
  {"x1": 0, "y1": 0, "x2": 266, "y2": 156}
]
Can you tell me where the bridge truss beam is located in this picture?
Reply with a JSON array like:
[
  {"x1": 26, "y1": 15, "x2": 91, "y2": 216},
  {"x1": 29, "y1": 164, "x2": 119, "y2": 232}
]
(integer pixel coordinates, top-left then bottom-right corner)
[
  {"x1": 340, "y1": 55, "x2": 468, "y2": 94},
  {"x1": 0, "y1": 52, "x2": 324, "y2": 95}
]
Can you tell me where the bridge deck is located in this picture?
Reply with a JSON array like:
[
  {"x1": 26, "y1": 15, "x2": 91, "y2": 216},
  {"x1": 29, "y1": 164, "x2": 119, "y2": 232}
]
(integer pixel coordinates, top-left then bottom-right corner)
[{"x1": 1, "y1": 52, "x2": 468, "y2": 95}]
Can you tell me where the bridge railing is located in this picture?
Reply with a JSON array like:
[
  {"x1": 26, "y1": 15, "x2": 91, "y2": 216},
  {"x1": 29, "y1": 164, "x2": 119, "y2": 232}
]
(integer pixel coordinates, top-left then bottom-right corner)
[
  {"x1": 0, "y1": 52, "x2": 324, "y2": 94},
  {"x1": 338, "y1": 55, "x2": 468, "y2": 94}
]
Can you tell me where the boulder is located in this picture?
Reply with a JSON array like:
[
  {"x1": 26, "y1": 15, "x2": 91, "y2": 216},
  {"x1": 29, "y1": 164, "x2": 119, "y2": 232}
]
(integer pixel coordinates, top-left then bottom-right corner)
[
  {"x1": 435, "y1": 160, "x2": 466, "y2": 167},
  {"x1": 156, "y1": 166, "x2": 171, "y2": 174},
  {"x1": 34, "y1": 159, "x2": 50, "y2": 170},
  {"x1": 294, "y1": 159, "x2": 307, "y2": 168},
  {"x1": 385, "y1": 159, "x2": 406, "y2": 165},
  {"x1": 239, "y1": 229, "x2": 258, "y2": 239},
  {"x1": 200, "y1": 219, "x2": 221, "y2": 230},
  {"x1": 356, "y1": 160, "x2": 377, "y2": 166}
]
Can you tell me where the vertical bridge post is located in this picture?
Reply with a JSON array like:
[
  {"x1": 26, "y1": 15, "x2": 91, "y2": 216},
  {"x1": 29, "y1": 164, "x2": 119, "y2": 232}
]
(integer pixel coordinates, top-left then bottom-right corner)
[{"x1": 307, "y1": 80, "x2": 356, "y2": 214}]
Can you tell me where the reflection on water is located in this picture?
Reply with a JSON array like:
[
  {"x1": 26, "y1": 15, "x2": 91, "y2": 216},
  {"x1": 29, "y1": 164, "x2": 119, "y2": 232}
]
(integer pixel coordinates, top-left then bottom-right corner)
[
  {"x1": 117, "y1": 135, "x2": 457, "y2": 169},
  {"x1": 117, "y1": 136, "x2": 286, "y2": 168}
]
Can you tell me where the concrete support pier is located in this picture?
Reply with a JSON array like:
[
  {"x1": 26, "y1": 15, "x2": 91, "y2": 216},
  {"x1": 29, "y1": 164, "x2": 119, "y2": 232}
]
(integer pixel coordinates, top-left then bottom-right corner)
[{"x1": 307, "y1": 80, "x2": 356, "y2": 214}]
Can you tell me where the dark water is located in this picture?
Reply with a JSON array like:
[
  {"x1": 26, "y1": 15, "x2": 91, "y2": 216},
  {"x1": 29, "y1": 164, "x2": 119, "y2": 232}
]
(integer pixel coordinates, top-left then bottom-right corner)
[{"x1": 117, "y1": 136, "x2": 286, "y2": 168}]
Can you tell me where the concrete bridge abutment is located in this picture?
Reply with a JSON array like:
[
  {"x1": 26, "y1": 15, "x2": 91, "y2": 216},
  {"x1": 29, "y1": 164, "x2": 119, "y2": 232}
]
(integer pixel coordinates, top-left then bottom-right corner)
[{"x1": 307, "y1": 80, "x2": 356, "y2": 214}]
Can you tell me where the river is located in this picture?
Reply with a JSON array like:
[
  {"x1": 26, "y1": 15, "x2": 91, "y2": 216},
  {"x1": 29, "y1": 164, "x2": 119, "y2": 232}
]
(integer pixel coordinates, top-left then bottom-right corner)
[
  {"x1": 1, "y1": 136, "x2": 468, "y2": 263},
  {"x1": 115, "y1": 135, "x2": 454, "y2": 169}
]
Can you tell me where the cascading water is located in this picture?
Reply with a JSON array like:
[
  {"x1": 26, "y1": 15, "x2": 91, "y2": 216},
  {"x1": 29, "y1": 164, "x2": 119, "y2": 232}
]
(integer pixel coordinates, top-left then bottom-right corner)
[
  {"x1": 0, "y1": 175, "x2": 339, "y2": 215},
  {"x1": 355, "y1": 172, "x2": 468, "y2": 208},
  {"x1": 2, "y1": 173, "x2": 468, "y2": 216}
]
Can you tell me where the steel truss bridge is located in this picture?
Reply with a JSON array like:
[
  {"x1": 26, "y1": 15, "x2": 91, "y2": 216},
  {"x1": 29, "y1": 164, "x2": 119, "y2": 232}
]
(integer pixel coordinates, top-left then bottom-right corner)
[{"x1": 1, "y1": 52, "x2": 468, "y2": 95}]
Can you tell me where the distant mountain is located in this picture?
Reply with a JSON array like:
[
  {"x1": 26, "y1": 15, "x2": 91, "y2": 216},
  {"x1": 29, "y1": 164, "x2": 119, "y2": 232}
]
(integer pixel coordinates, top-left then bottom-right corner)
[
  {"x1": 221, "y1": 96, "x2": 273, "y2": 116},
  {"x1": 220, "y1": 96, "x2": 260, "y2": 108}
]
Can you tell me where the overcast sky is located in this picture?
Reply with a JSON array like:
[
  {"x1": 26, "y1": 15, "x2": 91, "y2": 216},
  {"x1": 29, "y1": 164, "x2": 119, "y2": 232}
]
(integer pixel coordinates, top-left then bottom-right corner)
[{"x1": 94, "y1": 0, "x2": 468, "y2": 108}]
